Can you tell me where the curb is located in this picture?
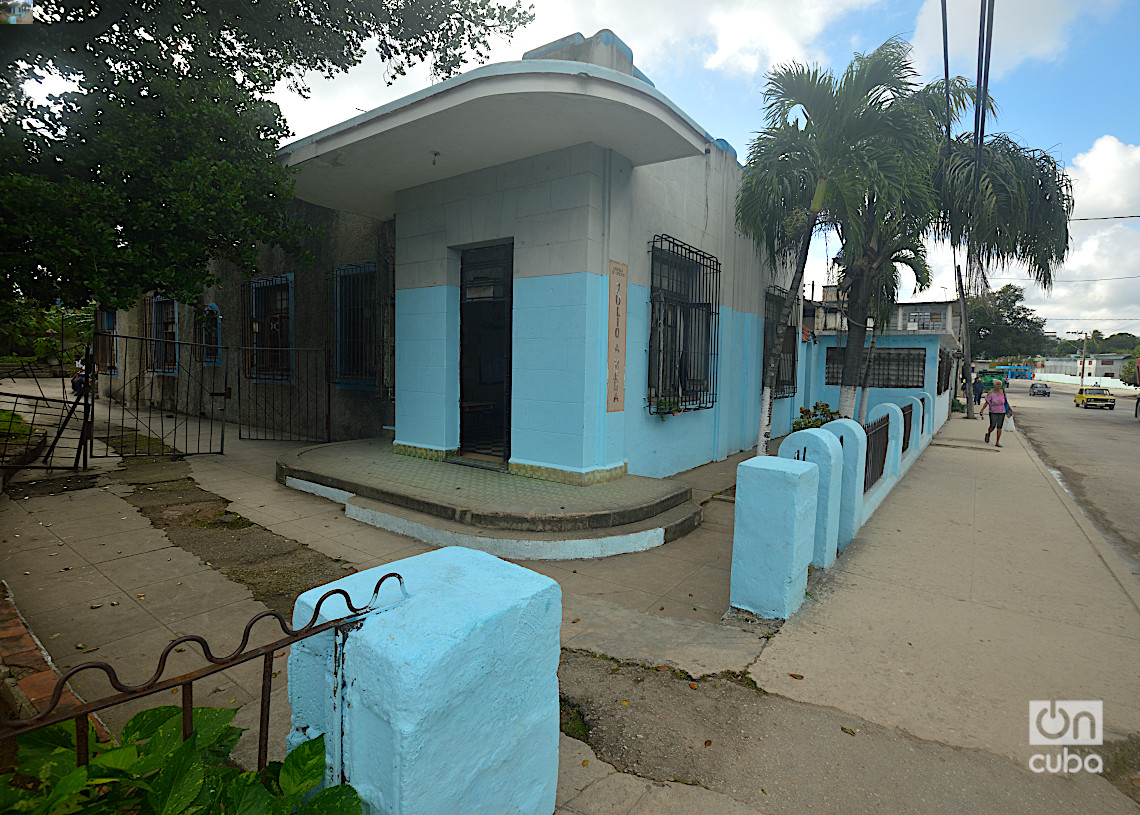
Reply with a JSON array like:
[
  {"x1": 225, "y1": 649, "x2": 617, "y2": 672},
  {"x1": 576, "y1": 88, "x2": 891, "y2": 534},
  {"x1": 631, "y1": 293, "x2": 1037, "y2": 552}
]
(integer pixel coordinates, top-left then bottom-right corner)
[{"x1": 1016, "y1": 429, "x2": 1140, "y2": 615}]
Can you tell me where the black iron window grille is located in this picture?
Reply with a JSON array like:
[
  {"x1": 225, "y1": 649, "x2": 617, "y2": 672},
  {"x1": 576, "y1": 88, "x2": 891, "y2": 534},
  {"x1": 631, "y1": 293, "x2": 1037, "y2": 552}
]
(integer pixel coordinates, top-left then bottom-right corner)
[
  {"x1": 142, "y1": 296, "x2": 178, "y2": 374},
  {"x1": 647, "y1": 234, "x2": 720, "y2": 414},
  {"x1": 93, "y1": 307, "x2": 118, "y2": 376},
  {"x1": 243, "y1": 275, "x2": 293, "y2": 381},
  {"x1": 765, "y1": 286, "x2": 798, "y2": 399},
  {"x1": 196, "y1": 304, "x2": 222, "y2": 366},
  {"x1": 333, "y1": 261, "x2": 378, "y2": 387},
  {"x1": 826, "y1": 346, "x2": 926, "y2": 388},
  {"x1": 937, "y1": 348, "x2": 951, "y2": 394}
]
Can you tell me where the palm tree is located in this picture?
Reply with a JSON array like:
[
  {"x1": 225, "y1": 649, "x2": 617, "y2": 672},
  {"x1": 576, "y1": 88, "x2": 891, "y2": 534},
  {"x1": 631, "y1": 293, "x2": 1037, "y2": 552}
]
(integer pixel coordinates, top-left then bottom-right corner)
[
  {"x1": 933, "y1": 133, "x2": 1072, "y2": 294},
  {"x1": 830, "y1": 74, "x2": 975, "y2": 417},
  {"x1": 737, "y1": 37, "x2": 928, "y2": 453},
  {"x1": 832, "y1": 214, "x2": 934, "y2": 422}
]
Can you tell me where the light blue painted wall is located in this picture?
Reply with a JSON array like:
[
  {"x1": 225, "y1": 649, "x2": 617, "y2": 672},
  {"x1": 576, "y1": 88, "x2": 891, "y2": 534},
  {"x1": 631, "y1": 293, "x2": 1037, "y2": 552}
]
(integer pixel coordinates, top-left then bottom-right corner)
[
  {"x1": 511, "y1": 272, "x2": 618, "y2": 473},
  {"x1": 394, "y1": 286, "x2": 459, "y2": 451},
  {"x1": 623, "y1": 283, "x2": 764, "y2": 478}
]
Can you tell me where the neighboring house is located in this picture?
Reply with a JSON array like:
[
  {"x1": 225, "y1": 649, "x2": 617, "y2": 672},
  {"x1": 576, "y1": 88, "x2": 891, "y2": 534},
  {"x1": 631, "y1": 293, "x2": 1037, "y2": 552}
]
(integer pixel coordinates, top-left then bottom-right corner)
[
  {"x1": 802, "y1": 293, "x2": 961, "y2": 433},
  {"x1": 1041, "y1": 354, "x2": 1130, "y2": 380},
  {"x1": 111, "y1": 30, "x2": 957, "y2": 484}
]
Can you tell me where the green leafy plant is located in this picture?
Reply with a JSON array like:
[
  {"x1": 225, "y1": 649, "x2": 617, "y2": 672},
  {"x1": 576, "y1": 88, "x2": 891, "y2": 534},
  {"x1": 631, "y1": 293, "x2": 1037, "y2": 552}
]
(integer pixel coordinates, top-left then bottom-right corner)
[
  {"x1": 0, "y1": 706, "x2": 360, "y2": 814},
  {"x1": 951, "y1": 398, "x2": 966, "y2": 413},
  {"x1": 792, "y1": 401, "x2": 843, "y2": 431}
]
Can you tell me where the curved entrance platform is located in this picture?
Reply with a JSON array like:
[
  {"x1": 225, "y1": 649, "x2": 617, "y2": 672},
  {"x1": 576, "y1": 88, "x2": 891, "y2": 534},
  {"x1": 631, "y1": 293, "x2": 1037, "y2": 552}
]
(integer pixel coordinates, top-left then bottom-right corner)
[{"x1": 276, "y1": 439, "x2": 702, "y2": 560}]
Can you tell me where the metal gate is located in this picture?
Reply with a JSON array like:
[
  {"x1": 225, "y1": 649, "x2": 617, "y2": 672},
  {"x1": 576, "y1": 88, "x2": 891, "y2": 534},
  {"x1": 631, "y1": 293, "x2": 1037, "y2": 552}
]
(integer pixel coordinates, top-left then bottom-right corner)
[
  {"x1": 91, "y1": 333, "x2": 230, "y2": 458},
  {"x1": 236, "y1": 347, "x2": 330, "y2": 442}
]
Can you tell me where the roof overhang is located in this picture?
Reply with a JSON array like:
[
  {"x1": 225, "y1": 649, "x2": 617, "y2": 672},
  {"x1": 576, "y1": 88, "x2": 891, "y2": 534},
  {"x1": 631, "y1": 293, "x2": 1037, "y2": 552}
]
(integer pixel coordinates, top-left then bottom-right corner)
[{"x1": 277, "y1": 60, "x2": 715, "y2": 220}]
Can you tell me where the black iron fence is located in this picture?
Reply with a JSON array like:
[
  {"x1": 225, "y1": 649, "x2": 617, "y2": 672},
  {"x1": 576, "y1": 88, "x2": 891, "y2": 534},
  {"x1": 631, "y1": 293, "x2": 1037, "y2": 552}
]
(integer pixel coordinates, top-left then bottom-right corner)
[
  {"x1": 92, "y1": 334, "x2": 230, "y2": 458},
  {"x1": 236, "y1": 347, "x2": 330, "y2": 442},
  {"x1": 863, "y1": 414, "x2": 889, "y2": 492},
  {"x1": 901, "y1": 404, "x2": 913, "y2": 454},
  {"x1": 0, "y1": 574, "x2": 405, "y2": 771}
]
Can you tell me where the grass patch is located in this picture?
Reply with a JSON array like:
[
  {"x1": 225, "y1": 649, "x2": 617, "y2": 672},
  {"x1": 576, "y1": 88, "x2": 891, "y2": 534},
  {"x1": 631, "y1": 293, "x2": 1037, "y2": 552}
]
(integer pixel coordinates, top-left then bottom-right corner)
[
  {"x1": 0, "y1": 409, "x2": 32, "y2": 443},
  {"x1": 104, "y1": 432, "x2": 180, "y2": 458},
  {"x1": 560, "y1": 698, "x2": 590, "y2": 743},
  {"x1": 194, "y1": 511, "x2": 254, "y2": 530},
  {"x1": 712, "y1": 670, "x2": 767, "y2": 695}
]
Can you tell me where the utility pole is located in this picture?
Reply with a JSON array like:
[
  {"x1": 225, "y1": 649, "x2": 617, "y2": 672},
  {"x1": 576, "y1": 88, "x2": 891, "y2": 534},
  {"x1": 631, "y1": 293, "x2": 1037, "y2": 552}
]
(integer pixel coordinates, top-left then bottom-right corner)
[{"x1": 956, "y1": 265, "x2": 976, "y2": 420}]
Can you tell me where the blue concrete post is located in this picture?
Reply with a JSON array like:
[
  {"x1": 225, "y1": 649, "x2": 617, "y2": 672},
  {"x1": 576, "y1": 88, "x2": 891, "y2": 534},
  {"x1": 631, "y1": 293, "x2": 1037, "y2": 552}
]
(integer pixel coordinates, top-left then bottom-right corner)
[
  {"x1": 777, "y1": 428, "x2": 843, "y2": 569},
  {"x1": 918, "y1": 391, "x2": 934, "y2": 438},
  {"x1": 820, "y1": 419, "x2": 866, "y2": 552},
  {"x1": 867, "y1": 403, "x2": 904, "y2": 480},
  {"x1": 288, "y1": 548, "x2": 561, "y2": 815},
  {"x1": 730, "y1": 457, "x2": 818, "y2": 619},
  {"x1": 900, "y1": 395, "x2": 924, "y2": 467}
]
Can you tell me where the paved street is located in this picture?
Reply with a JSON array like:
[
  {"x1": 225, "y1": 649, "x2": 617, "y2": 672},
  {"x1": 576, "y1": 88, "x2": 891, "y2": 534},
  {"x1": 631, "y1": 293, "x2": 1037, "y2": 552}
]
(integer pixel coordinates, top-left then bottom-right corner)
[{"x1": 1006, "y1": 378, "x2": 1140, "y2": 573}]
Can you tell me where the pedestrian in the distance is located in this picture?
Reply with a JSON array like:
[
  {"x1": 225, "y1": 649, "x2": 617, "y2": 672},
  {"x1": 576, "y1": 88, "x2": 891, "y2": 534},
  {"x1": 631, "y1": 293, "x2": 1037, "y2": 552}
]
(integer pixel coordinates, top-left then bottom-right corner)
[
  {"x1": 972, "y1": 378, "x2": 985, "y2": 405},
  {"x1": 980, "y1": 379, "x2": 1012, "y2": 447}
]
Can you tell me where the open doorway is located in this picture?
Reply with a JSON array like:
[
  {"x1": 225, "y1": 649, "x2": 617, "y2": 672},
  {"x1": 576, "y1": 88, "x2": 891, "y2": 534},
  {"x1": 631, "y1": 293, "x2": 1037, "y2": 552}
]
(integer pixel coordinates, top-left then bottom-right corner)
[{"x1": 459, "y1": 243, "x2": 512, "y2": 463}]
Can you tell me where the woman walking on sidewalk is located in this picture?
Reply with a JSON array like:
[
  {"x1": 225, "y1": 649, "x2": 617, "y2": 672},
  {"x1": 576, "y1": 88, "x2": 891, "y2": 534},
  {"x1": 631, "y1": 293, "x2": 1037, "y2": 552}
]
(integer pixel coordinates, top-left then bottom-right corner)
[{"x1": 980, "y1": 380, "x2": 1013, "y2": 447}]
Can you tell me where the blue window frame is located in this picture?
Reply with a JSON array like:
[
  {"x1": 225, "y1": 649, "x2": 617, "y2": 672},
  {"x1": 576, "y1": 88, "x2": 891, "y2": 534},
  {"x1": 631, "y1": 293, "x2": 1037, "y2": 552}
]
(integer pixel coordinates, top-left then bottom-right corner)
[{"x1": 334, "y1": 261, "x2": 377, "y2": 388}]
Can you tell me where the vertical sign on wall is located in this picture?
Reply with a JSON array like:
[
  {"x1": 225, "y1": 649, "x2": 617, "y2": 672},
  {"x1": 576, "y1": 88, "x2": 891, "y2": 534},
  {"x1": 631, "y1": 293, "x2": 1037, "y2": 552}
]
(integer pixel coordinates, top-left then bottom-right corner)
[{"x1": 607, "y1": 260, "x2": 627, "y2": 412}]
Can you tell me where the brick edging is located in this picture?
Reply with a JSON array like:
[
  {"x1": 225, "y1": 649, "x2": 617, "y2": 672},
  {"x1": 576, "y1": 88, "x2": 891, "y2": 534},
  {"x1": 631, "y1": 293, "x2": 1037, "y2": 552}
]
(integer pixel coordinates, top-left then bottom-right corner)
[{"x1": 0, "y1": 581, "x2": 102, "y2": 735}]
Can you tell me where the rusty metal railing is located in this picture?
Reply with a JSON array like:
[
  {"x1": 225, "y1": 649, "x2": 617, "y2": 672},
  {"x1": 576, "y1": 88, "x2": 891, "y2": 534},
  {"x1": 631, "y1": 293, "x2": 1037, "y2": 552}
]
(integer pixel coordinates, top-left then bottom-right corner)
[
  {"x1": 901, "y1": 403, "x2": 914, "y2": 454},
  {"x1": 0, "y1": 573, "x2": 406, "y2": 770}
]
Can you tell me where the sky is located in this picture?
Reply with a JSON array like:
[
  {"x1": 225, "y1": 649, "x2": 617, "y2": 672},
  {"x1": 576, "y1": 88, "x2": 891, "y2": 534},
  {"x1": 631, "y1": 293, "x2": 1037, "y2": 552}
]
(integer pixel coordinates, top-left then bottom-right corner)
[{"x1": 270, "y1": 0, "x2": 1140, "y2": 342}]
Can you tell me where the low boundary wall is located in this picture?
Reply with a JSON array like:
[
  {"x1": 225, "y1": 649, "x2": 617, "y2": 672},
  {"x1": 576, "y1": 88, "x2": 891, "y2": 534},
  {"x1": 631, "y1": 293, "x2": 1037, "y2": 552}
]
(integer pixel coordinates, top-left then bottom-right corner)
[{"x1": 731, "y1": 396, "x2": 932, "y2": 618}]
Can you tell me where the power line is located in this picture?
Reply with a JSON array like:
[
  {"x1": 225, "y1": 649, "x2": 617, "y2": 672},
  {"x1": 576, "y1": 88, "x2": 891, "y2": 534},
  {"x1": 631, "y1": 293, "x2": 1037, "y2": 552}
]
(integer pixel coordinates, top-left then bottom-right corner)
[
  {"x1": 989, "y1": 274, "x2": 1140, "y2": 282},
  {"x1": 1071, "y1": 214, "x2": 1140, "y2": 221}
]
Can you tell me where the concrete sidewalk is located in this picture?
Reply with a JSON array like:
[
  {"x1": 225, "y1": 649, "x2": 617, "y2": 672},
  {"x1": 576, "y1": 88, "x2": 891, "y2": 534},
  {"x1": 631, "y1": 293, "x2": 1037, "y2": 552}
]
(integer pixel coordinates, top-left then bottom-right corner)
[{"x1": 752, "y1": 413, "x2": 1140, "y2": 763}]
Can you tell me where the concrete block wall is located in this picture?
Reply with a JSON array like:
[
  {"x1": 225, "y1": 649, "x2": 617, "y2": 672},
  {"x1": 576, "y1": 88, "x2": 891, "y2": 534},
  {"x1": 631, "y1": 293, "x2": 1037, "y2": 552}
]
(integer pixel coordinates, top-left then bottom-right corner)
[
  {"x1": 392, "y1": 139, "x2": 776, "y2": 481},
  {"x1": 622, "y1": 147, "x2": 769, "y2": 477},
  {"x1": 730, "y1": 456, "x2": 817, "y2": 619},
  {"x1": 730, "y1": 399, "x2": 939, "y2": 620},
  {"x1": 394, "y1": 144, "x2": 609, "y2": 472},
  {"x1": 288, "y1": 548, "x2": 561, "y2": 815},
  {"x1": 777, "y1": 428, "x2": 843, "y2": 569}
]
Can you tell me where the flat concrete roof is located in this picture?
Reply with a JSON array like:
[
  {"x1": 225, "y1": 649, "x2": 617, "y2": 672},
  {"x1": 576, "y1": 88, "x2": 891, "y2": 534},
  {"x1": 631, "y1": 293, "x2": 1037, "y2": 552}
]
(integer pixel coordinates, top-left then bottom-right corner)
[{"x1": 277, "y1": 60, "x2": 722, "y2": 220}]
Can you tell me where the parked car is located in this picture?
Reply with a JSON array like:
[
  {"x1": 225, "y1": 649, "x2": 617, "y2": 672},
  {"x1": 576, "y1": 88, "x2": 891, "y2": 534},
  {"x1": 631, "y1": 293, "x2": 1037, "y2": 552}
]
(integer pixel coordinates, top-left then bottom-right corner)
[
  {"x1": 1029, "y1": 382, "x2": 1051, "y2": 397},
  {"x1": 1074, "y1": 387, "x2": 1115, "y2": 410}
]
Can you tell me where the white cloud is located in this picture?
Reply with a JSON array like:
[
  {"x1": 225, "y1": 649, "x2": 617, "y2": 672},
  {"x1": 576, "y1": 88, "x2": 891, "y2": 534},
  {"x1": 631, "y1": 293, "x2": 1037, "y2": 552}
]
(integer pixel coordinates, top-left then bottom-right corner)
[
  {"x1": 1068, "y1": 136, "x2": 1140, "y2": 220},
  {"x1": 912, "y1": 0, "x2": 1120, "y2": 80},
  {"x1": 272, "y1": 0, "x2": 882, "y2": 140}
]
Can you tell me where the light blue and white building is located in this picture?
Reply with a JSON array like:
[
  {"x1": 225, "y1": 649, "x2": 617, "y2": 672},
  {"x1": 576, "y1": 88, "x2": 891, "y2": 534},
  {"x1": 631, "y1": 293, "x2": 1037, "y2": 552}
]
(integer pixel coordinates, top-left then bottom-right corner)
[{"x1": 278, "y1": 30, "x2": 789, "y2": 484}]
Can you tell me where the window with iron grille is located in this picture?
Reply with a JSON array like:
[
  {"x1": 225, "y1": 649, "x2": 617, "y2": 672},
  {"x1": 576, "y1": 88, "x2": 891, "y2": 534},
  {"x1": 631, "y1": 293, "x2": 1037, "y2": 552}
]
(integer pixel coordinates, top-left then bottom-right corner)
[
  {"x1": 242, "y1": 275, "x2": 293, "y2": 380},
  {"x1": 765, "y1": 287, "x2": 798, "y2": 399},
  {"x1": 647, "y1": 235, "x2": 720, "y2": 414},
  {"x1": 825, "y1": 346, "x2": 925, "y2": 388},
  {"x1": 143, "y1": 297, "x2": 178, "y2": 374},
  {"x1": 197, "y1": 304, "x2": 222, "y2": 367},
  {"x1": 937, "y1": 348, "x2": 951, "y2": 394},
  {"x1": 333, "y1": 262, "x2": 377, "y2": 387},
  {"x1": 93, "y1": 307, "x2": 118, "y2": 376}
]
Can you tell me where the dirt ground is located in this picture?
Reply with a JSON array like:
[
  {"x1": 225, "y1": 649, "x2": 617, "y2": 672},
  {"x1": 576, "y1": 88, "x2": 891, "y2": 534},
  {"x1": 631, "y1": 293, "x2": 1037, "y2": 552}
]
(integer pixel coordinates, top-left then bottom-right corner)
[{"x1": 558, "y1": 651, "x2": 1140, "y2": 811}]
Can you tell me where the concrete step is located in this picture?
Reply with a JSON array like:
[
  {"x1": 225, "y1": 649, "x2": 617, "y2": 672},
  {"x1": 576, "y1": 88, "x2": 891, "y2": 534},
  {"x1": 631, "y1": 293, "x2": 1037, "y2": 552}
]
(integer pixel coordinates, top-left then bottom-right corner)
[{"x1": 340, "y1": 493, "x2": 703, "y2": 560}]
